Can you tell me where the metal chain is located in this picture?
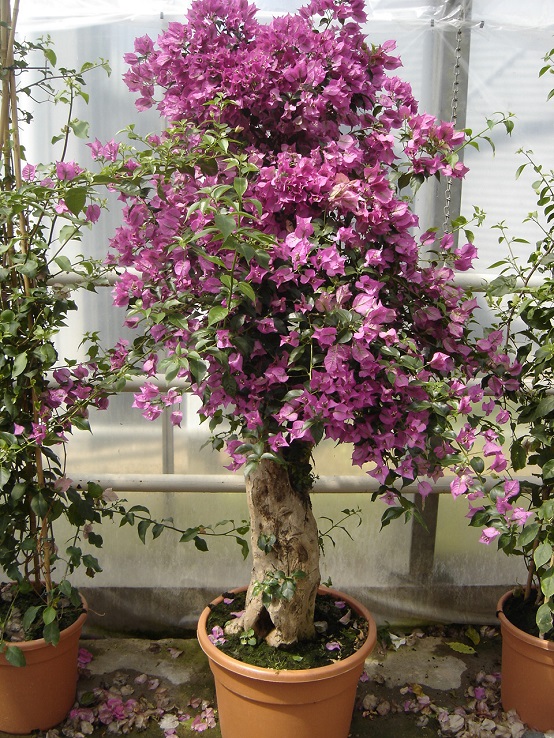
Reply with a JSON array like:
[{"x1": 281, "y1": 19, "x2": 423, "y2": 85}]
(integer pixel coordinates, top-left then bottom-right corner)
[{"x1": 443, "y1": 25, "x2": 463, "y2": 233}]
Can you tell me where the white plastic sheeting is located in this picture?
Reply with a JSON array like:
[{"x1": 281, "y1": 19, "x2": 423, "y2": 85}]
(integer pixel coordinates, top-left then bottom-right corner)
[{"x1": 17, "y1": 0, "x2": 554, "y2": 30}]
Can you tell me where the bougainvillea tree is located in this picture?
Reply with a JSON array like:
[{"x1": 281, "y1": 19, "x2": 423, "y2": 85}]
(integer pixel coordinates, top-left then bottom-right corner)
[{"x1": 98, "y1": 0, "x2": 517, "y2": 646}]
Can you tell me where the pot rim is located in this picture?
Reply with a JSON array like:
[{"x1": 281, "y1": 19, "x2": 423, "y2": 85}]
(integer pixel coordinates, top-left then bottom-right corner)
[
  {"x1": 497, "y1": 589, "x2": 554, "y2": 652},
  {"x1": 2, "y1": 593, "x2": 88, "y2": 655},
  {"x1": 197, "y1": 585, "x2": 377, "y2": 683}
]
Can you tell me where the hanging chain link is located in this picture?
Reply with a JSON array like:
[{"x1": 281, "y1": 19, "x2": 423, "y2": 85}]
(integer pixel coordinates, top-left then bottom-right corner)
[{"x1": 443, "y1": 25, "x2": 463, "y2": 233}]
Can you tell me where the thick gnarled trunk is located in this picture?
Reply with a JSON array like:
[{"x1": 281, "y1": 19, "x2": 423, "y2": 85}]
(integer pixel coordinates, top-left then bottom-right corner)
[{"x1": 226, "y1": 454, "x2": 320, "y2": 647}]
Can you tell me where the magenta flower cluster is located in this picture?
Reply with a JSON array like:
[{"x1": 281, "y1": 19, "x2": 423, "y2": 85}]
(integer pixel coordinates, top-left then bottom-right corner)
[{"x1": 100, "y1": 0, "x2": 519, "y2": 500}]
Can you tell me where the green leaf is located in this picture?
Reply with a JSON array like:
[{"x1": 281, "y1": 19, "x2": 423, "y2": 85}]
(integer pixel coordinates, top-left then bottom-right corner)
[
  {"x1": 534, "y1": 344, "x2": 554, "y2": 363},
  {"x1": 80, "y1": 691, "x2": 97, "y2": 707},
  {"x1": 237, "y1": 242, "x2": 256, "y2": 263},
  {"x1": 518, "y1": 523, "x2": 540, "y2": 548},
  {"x1": 82, "y1": 554, "x2": 102, "y2": 573},
  {"x1": 254, "y1": 249, "x2": 271, "y2": 269},
  {"x1": 163, "y1": 361, "x2": 180, "y2": 383},
  {"x1": 71, "y1": 416, "x2": 91, "y2": 432},
  {"x1": 536, "y1": 602, "x2": 554, "y2": 635},
  {"x1": 447, "y1": 641, "x2": 476, "y2": 655},
  {"x1": 12, "y1": 352, "x2": 27, "y2": 378},
  {"x1": 180, "y1": 527, "x2": 200, "y2": 543},
  {"x1": 137, "y1": 519, "x2": 151, "y2": 544},
  {"x1": 539, "y1": 499, "x2": 554, "y2": 523},
  {"x1": 21, "y1": 536, "x2": 37, "y2": 551},
  {"x1": 189, "y1": 357, "x2": 207, "y2": 383},
  {"x1": 380, "y1": 506, "x2": 405, "y2": 528},
  {"x1": 535, "y1": 542, "x2": 553, "y2": 570},
  {"x1": 4, "y1": 645, "x2": 25, "y2": 667},
  {"x1": 465, "y1": 626, "x2": 480, "y2": 646},
  {"x1": 64, "y1": 187, "x2": 87, "y2": 216},
  {"x1": 22, "y1": 605, "x2": 41, "y2": 632},
  {"x1": 541, "y1": 568, "x2": 554, "y2": 599},
  {"x1": 488, "y1": 275, "x2": 518, "y2": 297},
  {"x1": 214, "y1": 212, "x2": 236, "y2": 241},
  {"x1": 43, "y1": 606, "x2": 57, "y2": 625},
  {"x1": 30, "y1": 492, "x2": 49, "y2": 518},
  {"x1": 470, "y1": 457, "x2": 484, "y2": 474},
  {"x1": 511, "y1": 441, "x2": 527, "y2": 471},
  {"x1": 89, "y1": 532, "x2": 104, "y2": 548},
  {"x1": 69, "y1": 119, "x2": 90, "y2": 139},
  {"x1": 66, "y1": 546, "x2": 82, "y2": 567},
  {"x1": 530, "y1": 397, "x2": 554, "y2": 422},
  {"x1": 233, "y1": 177, "x2": 248, "y2": 197},
  {"x1": 43, "y1": 48, "x2": 57, "y2": 66},
  {"x1": 33, "y1": 343, "x2": 57, "y2": 366},
  {"x1": 152, "y1": 524, "x2": 165, "y2": 540},
  {"x1": 59, "y1": 224, "x2": 77, "y2": 245},
  {"x1": 54, "y1": 255, "x2": 74, "y2": 273},
  {"x1": 237, "y1": 281, "x2": 256, "y2": 302},
  {"x1": 43, "y1": 620, "x2": 60, "y2": 646},
  {"x1": 127, "y1": 504, "x2": 150, "y2": 515},
  {"x1": 235, "y1": 537, "x2": 249, "y2": 560},
  {"x1": 257, "y1": 533, "x2": 276, "y2": 554},
  {"x1": 87, "y1": 482, "x2": 104, "y2": 499},
  {"x1": 208, "y1": 306, "x2": 228, "y2": 326},
  {"x1": 543, "y1": 459, "x2": 554, "y2": 481},
  {"x1": 0, "y1": 467, "x2": 11, "y2": 489},
  {"x1": 279, "y1": 579, "x2": 296, "y2": 601}
]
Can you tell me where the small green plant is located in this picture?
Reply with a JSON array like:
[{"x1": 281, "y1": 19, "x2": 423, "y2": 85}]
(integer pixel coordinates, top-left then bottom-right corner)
[
  {"x1": 239, "y1": 628, "x2": 257, "y2": 647},
  {"x1": 251, "y1": 569, "x2": 307, "y2": 606}
]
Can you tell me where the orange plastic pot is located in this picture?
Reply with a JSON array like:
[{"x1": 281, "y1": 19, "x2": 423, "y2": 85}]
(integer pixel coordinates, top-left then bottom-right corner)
[
  {"x1": 497, "y1": 590, "x2": 554, "y2": 732},
  {"x1": 197, "y1": 586, "x2": 376, "y2": 738},
  {"x1": 0, "y1": 596, "x2": 87, "y2": 734}
]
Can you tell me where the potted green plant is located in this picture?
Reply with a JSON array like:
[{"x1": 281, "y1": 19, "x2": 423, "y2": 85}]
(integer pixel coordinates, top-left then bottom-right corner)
[
  {"x1": 433, "y1": 46, "x2": 554, "y2": 733},
  {"x1": 94, "y1": 0, "x2": 517, "y2": 735},
  {"x1": 0, "y1": 4, "x2": 152, "y2": 732}
]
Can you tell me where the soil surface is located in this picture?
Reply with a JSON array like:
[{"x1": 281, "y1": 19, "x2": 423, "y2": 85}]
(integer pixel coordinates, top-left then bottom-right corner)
[
  {"x1": 0, "y1": 582, "x2": 84, "y2": 642},
  {"x1": 206, "y1": 589, "x2": 369, "y2": 669},
  {"x1": 502, "y1": 589, "x2": 554, "y2": 641}
]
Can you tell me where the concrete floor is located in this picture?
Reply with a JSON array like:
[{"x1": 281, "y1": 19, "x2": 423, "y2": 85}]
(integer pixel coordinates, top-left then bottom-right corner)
[{"x1": 1, "y1": 625, "x2": 551, "y2": 738}]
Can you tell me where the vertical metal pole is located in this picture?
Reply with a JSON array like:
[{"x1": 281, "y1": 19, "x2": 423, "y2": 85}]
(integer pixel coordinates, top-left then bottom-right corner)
[
  {"x1": 409, "y1": 494, "x2": 440, "y2": 581},
  {"x1": 419, "y1": 0, "x2": 473, "y2": 239},
  {"x1": 409, "y1": 0, "x2": 473, "y2": 583},
  {"x1": 438, "y1": 0, "x2": 472, "y2": 233},
  {"x1": 162, "y1": 408, "x2": 175, "y2": 474}
]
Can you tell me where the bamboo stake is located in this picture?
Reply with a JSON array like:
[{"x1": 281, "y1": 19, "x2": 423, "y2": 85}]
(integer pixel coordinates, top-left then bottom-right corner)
[
  {"x1": 0, "y1": 0, "x2": 11, "y2": 152},
  {"x1": 1, "y1": 0, "x2": 49, "y2": 594}
]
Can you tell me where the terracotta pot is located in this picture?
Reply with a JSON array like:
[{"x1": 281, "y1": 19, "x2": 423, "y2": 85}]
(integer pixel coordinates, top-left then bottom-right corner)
[
  {"x1": 497, "y1": 590, "x2": 554, "y2": 732},
  {"x1": 0, "y1": 596, "x2": 87, "y2": 734},
  {"x1": 197, "y1": 586, "x2": 376, "y2": 738}
]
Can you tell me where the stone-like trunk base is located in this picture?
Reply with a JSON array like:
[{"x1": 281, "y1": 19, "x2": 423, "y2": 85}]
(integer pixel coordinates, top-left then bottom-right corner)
[{"x1": 226, "y1": 456, "x2": 320, "y2": 647}]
